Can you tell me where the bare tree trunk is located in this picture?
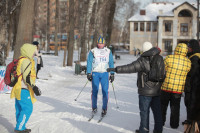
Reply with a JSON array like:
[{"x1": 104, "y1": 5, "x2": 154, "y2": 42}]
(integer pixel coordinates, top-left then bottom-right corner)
[
  {"x1": 79, "y1": 0, "x2": 89, "y2": 61},
  {"x1": 106, "y1": 0, "x2": 116, "y2": 46},
  {"x1": 46, "y1": 0, "x2": 50, "y2": 52},
  {"x1": 54, "y1": 0, "x2": 59, "y2": 56},
  {"x1": 13, "y1": 0, "x2": 36, "y2": 59},
  {"x1": 12, "y1": 7, "x2": 20, "y2": 51},
  {"x1": 66, "y1": 0, "x2": 75, "y2": 66},
  {"x1": 91, "y1": 0, "x2": 100, "y2": 49},
  {"x1": 80, "y1": 0, "x2": 95, "y2": 61},
  {"x1": 7, "y1": 14, "x2": 13, "y2": 58}
]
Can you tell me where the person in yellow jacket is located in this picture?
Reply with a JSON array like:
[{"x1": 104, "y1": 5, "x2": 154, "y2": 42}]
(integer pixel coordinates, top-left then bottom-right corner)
[
  {"x1": 11, "y1": 43, "x2": 41, "y2": 133},
  {"x1": 161, "y1": 43, "x2": 191, "y2": 129}
]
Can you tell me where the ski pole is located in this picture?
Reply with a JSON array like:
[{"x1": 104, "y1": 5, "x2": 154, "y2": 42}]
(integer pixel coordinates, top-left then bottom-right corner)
[
  {"x1": 74, "y1": 80, "x2": 89, "y2": 101},
  {"x1": 111, "y1": 82, "x2": 119, "y2": 108}
]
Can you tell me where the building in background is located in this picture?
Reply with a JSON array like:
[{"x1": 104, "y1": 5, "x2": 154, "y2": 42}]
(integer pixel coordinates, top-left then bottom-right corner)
[
  {"x1": 33, "y1": 0, "x2": 69, "y2": 50},
  {"x1": 128, "y1": 1, "x2": 199, "y2": 55}
]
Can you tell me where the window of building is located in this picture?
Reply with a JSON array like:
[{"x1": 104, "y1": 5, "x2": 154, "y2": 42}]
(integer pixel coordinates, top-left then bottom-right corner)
[
  {"x1": 165, "y1": 22, "x2": 171, "y2": 32},
  {"x1": 140, "y1": 22, "x2": 144, "y2": 31},
  {"x1": 152, "y1": 23, "x2": 157, "y2": 32},
  {"x1": 180, "y1": 23, "x2": 188, "y2": 32},
  {"x1": 134, "y1": 22, "x2": 138, "y2": 31},
  {"x1": 147, "y1": 22, "x2": 151, "y2": 31},
  {"x1": 178, "y1": 10, "x2": 192, "y2": 17},
  {"x1": 164, "y1": 40, "x2": 172, "y2": 52}
]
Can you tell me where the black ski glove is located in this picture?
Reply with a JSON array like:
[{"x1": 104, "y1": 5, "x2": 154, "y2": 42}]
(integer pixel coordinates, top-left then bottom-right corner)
[
  {"x1": 32, "y1": 85, "x2": 41, "y2": 96},
  {"x1": 109, "y1": 74, "x2": 114, "y2": 83},
  {"x1": 87, "y1": 73, "x2": 92, "y2": 81},
  {"x1": 107, "y1": 68, "x2": 117, "y2": 73}
]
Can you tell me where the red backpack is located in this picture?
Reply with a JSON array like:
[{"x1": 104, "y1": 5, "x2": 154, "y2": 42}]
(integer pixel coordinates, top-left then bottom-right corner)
[{"x1": 4, "y1": 57, "x2": 30, "y2": 87}]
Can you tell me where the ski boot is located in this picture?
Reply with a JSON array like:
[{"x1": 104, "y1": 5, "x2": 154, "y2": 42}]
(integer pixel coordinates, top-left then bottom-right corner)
[
  {"x1": 101, "y1": 109, "x2": 107, "y2": 117},
  {"x1": 92, "y1": 108, "x2": 97, "y2": 114}
]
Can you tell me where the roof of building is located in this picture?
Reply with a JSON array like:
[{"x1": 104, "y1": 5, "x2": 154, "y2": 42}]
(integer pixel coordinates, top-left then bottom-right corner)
[{"x1": 128, "y1": 1, "x2": 197, "y2": 22}]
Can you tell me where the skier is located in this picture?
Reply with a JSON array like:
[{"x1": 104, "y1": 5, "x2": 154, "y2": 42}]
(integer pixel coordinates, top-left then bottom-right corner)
[
  {"x1": 107, "y1": 42, "x2": 164, "y2": 133},
  {"x1": 11, "y1": 43, "x2": 41, "y2": 133},
  {"x1": 87, "y1": 36, "x2": 115, "y2": 117}
]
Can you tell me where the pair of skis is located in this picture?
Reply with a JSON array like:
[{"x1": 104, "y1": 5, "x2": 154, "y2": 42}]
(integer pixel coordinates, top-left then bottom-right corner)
[{"x1": 88, "y1": 112, "x2": 106, "y2": 123}]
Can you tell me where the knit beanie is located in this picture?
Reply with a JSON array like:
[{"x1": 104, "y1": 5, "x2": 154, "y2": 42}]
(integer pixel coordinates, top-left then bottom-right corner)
[
  {"x1": 188, "y1": 39, "x2": 200, "y2": 54},
  {"x1": 142, "y1": 42, "x2": 153, "y2": 52},
  {"x1": 97, "y1": 36, "x2": 105, "y2": 44},
  {"x1": 32, "y1": 41, "x2": 39, "y2": 46}
]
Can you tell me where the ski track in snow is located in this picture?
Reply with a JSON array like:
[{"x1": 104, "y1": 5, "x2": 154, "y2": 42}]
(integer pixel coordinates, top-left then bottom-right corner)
[{"x1": 0, "y1": 51, "x2": 185, "y2": 133}]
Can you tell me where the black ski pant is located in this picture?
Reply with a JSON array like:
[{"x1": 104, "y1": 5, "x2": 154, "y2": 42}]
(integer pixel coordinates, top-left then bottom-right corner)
[
  {"x1": 160, "y1": 90, "x2": 182, "y2": 129},
  {"x1": 184, "y1": 92, "x2": 192, "y2": 121}
]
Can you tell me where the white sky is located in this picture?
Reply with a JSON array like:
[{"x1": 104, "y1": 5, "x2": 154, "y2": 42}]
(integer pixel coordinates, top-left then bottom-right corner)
[{"x1": 135, "y1": 0, "x2": 197, "y2": 8}]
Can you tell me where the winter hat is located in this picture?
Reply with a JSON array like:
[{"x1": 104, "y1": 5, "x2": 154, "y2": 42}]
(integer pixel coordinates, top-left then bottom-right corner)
[
  {"x1": 142, "y1": 42, "x2": 153, "y2": 52},
  {"x1": 32, "y1": 41, "x2": 39, "y2": 46},
  {"x1": 188, "y1": 39, "x2": 200, "y2": 54},
  {"x1": 97, "y1": 36, "x2": 105, "y2": 44}
]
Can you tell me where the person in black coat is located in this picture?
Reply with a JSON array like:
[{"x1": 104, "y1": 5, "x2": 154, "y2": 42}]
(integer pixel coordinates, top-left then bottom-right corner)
[
  {"x1": 107, "y1": 42, "x2": 164, "y2": 133},
  {"x1": 183, "y1": 39, "x2": 200, "y2": 132}
]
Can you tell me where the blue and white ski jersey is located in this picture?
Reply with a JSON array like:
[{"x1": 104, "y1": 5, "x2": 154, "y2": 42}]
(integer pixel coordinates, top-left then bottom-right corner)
[{"x1": 87, "y1": 47, "x2": 114, "y2": 74}]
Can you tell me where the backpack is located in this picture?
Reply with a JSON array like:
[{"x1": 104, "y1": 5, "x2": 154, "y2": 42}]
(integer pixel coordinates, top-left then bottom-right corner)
[
  {"x1": 4, "y1": 57, "x2": 30, "y2": 87},
  {"x1": 148, "y1": 54, "x2": 165, "y2": 82}
]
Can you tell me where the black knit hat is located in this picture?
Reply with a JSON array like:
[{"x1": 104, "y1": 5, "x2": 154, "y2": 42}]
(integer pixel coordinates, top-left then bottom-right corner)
[
  {"x1": 188, "y1": 39, "x2": 200, "y2": 54},
  {"x1": 32, "y1": 41, "x2": 39, "y2": 46}
]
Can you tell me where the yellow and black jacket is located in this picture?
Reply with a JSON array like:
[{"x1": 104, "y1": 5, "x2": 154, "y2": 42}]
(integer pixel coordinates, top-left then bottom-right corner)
[
  {"x1": 11, "y1": 43, "x2": 37, "y2": 103},
  {"x1": 161, "y1": 43, "x2": 191, "y2": 94}
]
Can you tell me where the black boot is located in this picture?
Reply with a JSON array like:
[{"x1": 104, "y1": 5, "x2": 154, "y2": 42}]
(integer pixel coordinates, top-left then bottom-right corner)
[
  {"x1": 92, "y1": 108, "x2": 97, "y2": 114},
  {"x1": 101, "y1": 109, "x2": 107, "y2": 117},
  {"x1": 135, "y1": 129, "x2": 140, "y2": 133},
  {"x1": 14, "y1": 129, "x2": 31, "y2": 133}
]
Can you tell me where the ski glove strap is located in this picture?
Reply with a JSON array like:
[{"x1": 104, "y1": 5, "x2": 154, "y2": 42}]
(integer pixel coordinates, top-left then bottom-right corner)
[
  {"x1": 109, "y1": 74, "x2": 114, "y2": 83},
  {"x1": 33, "y1": 85, "x2": 41, "y2": 96},
  {"x1": 87, "y1": 74, "x2": 92, "y2": 81}
]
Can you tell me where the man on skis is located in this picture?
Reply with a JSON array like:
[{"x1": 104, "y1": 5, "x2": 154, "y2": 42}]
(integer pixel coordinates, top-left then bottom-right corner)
[{"x1": 87, "y1": 35, "x2": 115, "y2": 116}]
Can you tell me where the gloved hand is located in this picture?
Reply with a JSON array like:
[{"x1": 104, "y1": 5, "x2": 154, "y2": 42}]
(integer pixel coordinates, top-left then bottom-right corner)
[
  {"x1": 109, "y1": 74, "x2": 114, "y2": 83},
  {"x1": 32, "y1": 85, "x2": 41, "y2": 96},
  {"x1": 107, "y1": 68, "x2": 116, "y2": 72},
  {"x1": 87, "y1": 73, "x2": 92, "y2": 81}
]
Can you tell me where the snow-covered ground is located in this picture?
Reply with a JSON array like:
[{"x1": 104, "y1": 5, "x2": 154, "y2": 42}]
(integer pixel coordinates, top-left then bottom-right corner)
[{"x1": 0, "y1": 51, "x2": 186, "y2": 133}]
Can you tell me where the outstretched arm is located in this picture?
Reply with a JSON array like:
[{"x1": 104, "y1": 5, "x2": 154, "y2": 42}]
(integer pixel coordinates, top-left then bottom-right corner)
[{"x1": 107, "y1": 57, "x2": 149, "y2": 74}]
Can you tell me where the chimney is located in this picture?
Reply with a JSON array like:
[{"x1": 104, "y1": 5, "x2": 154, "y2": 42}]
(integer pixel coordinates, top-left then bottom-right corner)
[{"x1": 140, "y1": 10, "x2": 146, "y2": 15}]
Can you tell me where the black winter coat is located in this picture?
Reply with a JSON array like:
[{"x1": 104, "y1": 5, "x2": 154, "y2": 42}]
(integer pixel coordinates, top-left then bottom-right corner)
[
  {"x1": 116, "y1": 47, "x2": 163, "y2": 96},
  {"x1": 185, "y1": 54, "x2": 200, "y2": 121}
]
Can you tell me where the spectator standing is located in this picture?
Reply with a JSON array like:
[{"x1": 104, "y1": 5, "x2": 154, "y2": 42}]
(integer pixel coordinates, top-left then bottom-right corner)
[
  {"x1": 32, "y1": 41, "x2": 43, "y2": 79},
  {"x1": 107, "y1": 42, "x2": 165, "y2": 133},
  {"x1": 161, "y1": 43, "x2": 191, "y2": 129}
]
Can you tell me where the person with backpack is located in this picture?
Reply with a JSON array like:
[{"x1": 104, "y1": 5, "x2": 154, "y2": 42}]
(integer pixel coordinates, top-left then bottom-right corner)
[
  {"x1": 87, "y1": 35, "x2": 114, "y2": 117},
  {"x1": 10, "y1": 43, "x2": 41, "y2": 133},
  {"x1": 182, "y1": 39, "x2": 200, "y2": 132},
  {"x1": 107, "y1": 42, "x2": 164, "y2": 133},
  {"x1": 161, "y1": 43, "x2": 191, "y2": 129},
  {"x1": 32, "y1": 41, "x2": 43, "y2": 79}
]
